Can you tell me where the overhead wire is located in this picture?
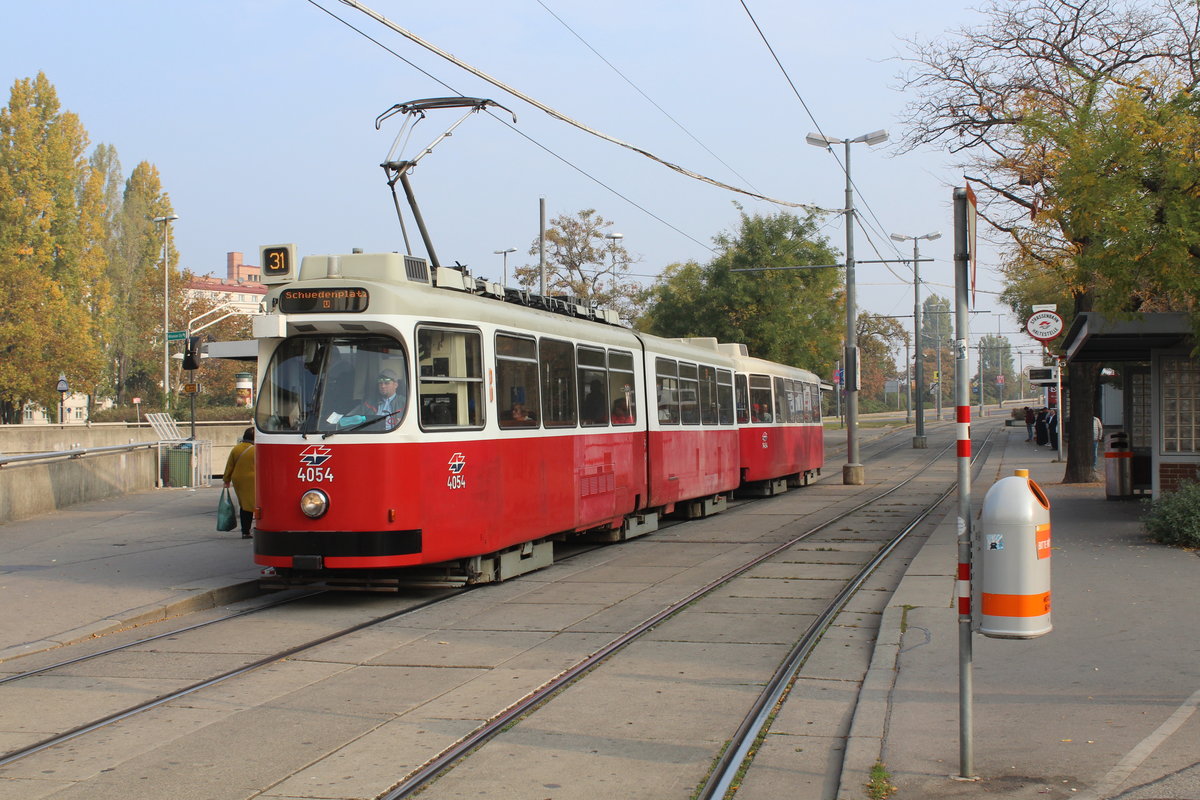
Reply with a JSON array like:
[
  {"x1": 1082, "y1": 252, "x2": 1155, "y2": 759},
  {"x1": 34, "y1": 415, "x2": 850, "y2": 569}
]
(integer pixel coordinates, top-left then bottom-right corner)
[
  {"x1": 736, "y1": 0, "x2": 914, "y2": 278},
  {"x1": 535, "y1": 0, "x2": 765, "y2": 195},
  {"x1": 335, "y1": 0, "x2": 828, "y2": 213},
  {"x1": 304, "y1": 0, "x2": 715, "y2": 253}
]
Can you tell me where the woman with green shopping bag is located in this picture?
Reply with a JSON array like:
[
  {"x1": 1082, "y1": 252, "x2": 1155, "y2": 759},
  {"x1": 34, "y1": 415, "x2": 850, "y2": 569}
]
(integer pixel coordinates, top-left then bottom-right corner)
[{"x1": 221, "y1": 428, "x2": 255, "y2": 538}]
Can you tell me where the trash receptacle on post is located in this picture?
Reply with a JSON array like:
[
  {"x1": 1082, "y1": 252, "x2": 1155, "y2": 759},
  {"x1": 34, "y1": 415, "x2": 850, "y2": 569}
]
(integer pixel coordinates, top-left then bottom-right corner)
[
  {"x1": 975, "y1": 468, "x2": 1052, "y2": 639},
  {"x1": 1105, "y1": 431, "x2": 1132, "y2": 500}
]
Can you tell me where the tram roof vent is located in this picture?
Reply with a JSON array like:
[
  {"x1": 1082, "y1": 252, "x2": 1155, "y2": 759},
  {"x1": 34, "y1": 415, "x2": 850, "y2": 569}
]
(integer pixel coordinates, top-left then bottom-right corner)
[
  {"x1": 404, "y1": 255, "x2": 431, "y2": 285},
  {"x1": 717, "y1": 342, "x2": 749, "y2": 357},
  {"x1": 680, "y1": 337, "x2": 720, "y2": 351}
]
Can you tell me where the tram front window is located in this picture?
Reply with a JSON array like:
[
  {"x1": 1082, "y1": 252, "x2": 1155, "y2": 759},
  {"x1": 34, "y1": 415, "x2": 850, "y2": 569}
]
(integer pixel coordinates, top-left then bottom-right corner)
[{"x1": 256, "y1": 335, "x2": 409, "y2": 434}]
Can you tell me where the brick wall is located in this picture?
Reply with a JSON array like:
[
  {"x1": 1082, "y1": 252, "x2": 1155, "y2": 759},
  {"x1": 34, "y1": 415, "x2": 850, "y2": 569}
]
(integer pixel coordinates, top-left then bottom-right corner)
[{"x1": 1159, "y1": 462, "x2": 1200, "y2": 493}]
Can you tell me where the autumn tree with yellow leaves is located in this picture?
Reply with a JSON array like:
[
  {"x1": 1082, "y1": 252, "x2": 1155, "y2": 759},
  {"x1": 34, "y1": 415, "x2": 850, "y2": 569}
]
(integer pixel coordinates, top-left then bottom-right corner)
[
  {"x1": 0, "y1": 73, "x2": 180, "y2": 422},
  {"x1": 898, "y1": 0, "x2": 1200, "y2": 481}
]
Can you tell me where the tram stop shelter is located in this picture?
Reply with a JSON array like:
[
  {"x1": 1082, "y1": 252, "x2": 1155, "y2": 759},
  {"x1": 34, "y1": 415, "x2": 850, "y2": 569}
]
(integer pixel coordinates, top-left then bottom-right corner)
[{"x1": 1062, "y1": 311, "x2": 1197, "y2": 498}]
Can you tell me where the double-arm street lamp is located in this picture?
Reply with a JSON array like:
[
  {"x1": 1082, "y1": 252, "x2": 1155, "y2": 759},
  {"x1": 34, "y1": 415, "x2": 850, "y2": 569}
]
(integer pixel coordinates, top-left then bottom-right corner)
[
  {"x1": 889, "y1": 231, "x2": 940, "y2": 448},
  {"x1": 805, "y1": 129, "x2": 888, "y2": 485},
  {"x1": 153, "y1": 214, "x2": 179, "y2": 411}
]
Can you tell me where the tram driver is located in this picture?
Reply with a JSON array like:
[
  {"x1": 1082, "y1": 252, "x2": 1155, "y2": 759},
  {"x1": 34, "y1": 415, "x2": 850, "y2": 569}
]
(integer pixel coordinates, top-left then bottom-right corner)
[{"x1": 344, "y1": 368, "x2": 406, "y2": 430}]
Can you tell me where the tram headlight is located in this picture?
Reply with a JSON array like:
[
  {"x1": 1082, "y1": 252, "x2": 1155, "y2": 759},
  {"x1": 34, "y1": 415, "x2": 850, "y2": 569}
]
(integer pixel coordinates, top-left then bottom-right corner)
[{"x1": 300, "y1": 489, "x2": 329, "y2": 519}]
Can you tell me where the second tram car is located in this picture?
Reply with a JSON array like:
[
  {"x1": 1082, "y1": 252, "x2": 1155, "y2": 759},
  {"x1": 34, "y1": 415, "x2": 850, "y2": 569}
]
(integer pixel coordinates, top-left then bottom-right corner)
[{"x1": 250, "y1": 246, "x2": 823, "y2": 588}]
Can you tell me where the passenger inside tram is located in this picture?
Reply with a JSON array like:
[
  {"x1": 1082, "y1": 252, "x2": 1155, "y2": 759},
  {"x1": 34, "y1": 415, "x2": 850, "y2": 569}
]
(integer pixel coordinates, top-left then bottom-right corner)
[{"x1": 508, "y1": 402, "x2": 536, "y2": 425}]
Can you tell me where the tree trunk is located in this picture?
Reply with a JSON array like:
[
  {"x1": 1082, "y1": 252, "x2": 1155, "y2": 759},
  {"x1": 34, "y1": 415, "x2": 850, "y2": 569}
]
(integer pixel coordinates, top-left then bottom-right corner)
[{"x1": 1063, "y1": 362, "x2": 1101, "y2": 483}]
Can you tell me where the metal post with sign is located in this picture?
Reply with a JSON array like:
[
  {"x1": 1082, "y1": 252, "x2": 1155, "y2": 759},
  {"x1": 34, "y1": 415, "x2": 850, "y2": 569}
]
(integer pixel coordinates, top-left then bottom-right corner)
[{"x1": 1026, "y1": 309, "x2": 1064, "y2": 460}]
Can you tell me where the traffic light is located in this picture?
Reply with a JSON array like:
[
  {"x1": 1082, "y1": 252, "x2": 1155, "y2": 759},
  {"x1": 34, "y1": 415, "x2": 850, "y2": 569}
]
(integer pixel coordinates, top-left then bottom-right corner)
[{"x1": 182, "y1": 336, "x2": 201, "y2": 371}]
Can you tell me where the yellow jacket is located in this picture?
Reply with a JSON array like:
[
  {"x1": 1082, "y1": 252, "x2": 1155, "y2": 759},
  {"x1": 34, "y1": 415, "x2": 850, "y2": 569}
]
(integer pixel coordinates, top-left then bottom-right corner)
[{"x1": 223, "y1": 442, "x2": 255, "y2": 512}]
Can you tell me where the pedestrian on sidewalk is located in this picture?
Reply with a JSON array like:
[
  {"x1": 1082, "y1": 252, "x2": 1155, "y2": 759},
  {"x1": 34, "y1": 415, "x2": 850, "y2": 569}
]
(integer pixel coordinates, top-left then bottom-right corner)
[
  {"x1": 1024, "y1": 406, "x2": 1035, "y2": 441},
  {"x1": 222, "y1": 428, "x2": 256, "y2": 539},
  {"x1": 1093, "y1": 415, "x2": 1104, "y2": 468}
]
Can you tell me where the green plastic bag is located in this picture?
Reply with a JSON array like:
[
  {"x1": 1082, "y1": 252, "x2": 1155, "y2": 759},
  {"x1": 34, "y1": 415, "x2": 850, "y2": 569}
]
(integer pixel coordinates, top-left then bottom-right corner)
[{"x1": 217, "y1": 487, "x2": 237, "y2": 532}]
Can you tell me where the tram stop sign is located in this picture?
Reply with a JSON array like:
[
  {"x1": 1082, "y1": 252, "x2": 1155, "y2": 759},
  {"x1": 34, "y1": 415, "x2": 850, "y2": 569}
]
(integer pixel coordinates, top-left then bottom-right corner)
[{"x1": 1026, "y1": 311, "x2": 1063, "y2": 342}]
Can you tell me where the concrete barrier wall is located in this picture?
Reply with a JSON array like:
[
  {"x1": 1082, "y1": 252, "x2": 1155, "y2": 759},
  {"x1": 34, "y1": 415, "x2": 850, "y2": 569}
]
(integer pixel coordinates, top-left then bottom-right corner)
[
  {"x1": 0, "y1": 447, "x2": 160, "y2": 524},
  {"x1": 0, "y1": 422, "x2": 252, "y2": 524},
  {"x1": 0, "y1": 422, "x2": 251, "y2": 477}
]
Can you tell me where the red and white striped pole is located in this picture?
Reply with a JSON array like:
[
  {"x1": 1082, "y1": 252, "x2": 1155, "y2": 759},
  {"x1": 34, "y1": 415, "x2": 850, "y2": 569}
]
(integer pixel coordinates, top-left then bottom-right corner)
[{"x1": 953, "y1": 187, "x2": 976, "y2": 780}]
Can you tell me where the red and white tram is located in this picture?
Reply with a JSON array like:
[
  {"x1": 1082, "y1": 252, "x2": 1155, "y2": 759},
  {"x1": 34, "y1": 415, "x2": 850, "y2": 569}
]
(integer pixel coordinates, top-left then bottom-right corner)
[{"x1": 250, "y1": 245, "x2": 823, "y2": 587}]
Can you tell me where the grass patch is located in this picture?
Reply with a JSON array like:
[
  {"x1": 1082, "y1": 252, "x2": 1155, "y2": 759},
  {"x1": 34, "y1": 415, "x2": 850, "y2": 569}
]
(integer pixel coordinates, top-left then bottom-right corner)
[{"x1": 866, "y1": 761, "x2": 896, "y2": 799}]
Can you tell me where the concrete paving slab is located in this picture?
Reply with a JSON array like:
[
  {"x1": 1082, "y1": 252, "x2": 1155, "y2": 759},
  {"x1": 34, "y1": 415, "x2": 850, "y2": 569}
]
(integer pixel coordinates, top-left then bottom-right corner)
[
  {"x1": 558, "y1": 562, "x2": 689, "y2": 585},
  {"x1": 790, "y1": 623, "x2": 875, "y2": 683},
  {"x1": 287, "y1": 625, "x2": 428, "y2": 666},
  {"x1": 497, "y1": 630, "x2": 621, "y2": 672},
  {"x1": 0, "y1": 677, "x2": 190, "y2": 737},
  {"x1": 40, "y1": 705, "x2": 389, "y2": 800},
  {"x1": 272, "y1": 664, "x2": 480, "y2": 719},
  {"x1": 163, "y1": 658, "x2": 350, "y2": 712},
  {"x1": 522, "y1": 671, "x2": 759, "y2": 744},
  {"x1": 509, "y1": 579, "x2": 647, "y2": 606},
  {"x1": 0, "y1": 776, "x2": 74, "y2": 800},
  {"x1": 403, "y1": 665, "x2": 566, "y2": 722},
  {"x1": 440, "y1": 599, "x2": 613, "y2": 633},
  {"x1": 745, "y1": 561, "x2": 866, "y2": 581},
  {"x1": 0, "y1": 704, "x2": 234, "y2": 782},
  {"x1": 260, "y1": 716, "x2": 480, "y2": 799},
  {"x1": 734, "y1": 729, "x2": 845, "y2": 800},
  {"x1": 644, "y1": 608, "x2": 816, "y2": 646},
  {"x1": 419, "y1": 735, "x2": 713, "y2": 800},
  {"x1": 362, "y1": 628, "x2": 556, "y2": 668}
]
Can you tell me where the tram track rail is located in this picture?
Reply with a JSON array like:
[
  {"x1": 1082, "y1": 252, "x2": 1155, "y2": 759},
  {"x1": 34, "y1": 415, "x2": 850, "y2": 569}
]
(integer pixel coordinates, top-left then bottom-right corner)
[
  {"x1": 697, "y1": 427, "x2": 998, "y2": 799},
  {"x1": 377, "y1": 425, "x2": 998, "y2": 799}
]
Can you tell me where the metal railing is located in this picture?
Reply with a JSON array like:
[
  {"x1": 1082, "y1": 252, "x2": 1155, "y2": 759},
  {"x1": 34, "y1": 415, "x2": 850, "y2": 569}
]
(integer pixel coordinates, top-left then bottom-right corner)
[{"x1": 0, "y1": 442, "x2": 158, "y2": 468}]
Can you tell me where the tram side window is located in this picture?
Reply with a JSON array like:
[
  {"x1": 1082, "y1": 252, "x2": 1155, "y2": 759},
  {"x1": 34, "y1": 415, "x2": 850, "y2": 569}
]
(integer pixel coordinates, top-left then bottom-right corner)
[
  {"x1": 698, "y1": 365, "x2": 718, "y2": 425},
  {"x1": 679, "y1": 363, "x2": 700, "y2": 424},
  {"x1": 774, "y1": 377, "x2": 789, "y2": 423},
  {"x1": 578, "y1": 346, "x2": 609, "y2": 426},
  {"x1": 735, "y1": 374, "x2": 750, "y2": 424},
  {"x1": 656, "y1": 358, "x2": 680, "y2": 424},
  {"x1": 717, "y1": 369, "x2": 734, "y2": 425},
  {"x1": 416, "y1": 327, "x2": 484, "y2": 428},
  {"x1": 496, "y1": 333, "x2": 540, "y2": 428},
  {"x1": 801, "y1": 382, "x2": 814, "y2": 423},
  {"x1": 608, "y1": 350, "x2": 637, "y2": 425},
  {"x1": 540, "y1": 338, "x2": 576, "y2": 428},
  {"x1": 750, "y1": 375, "x2": 774, "y2": 422}
]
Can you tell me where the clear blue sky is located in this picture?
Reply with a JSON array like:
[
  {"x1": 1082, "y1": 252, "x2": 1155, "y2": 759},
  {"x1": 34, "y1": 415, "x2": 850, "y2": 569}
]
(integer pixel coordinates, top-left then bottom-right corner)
[{"x1": 1, "y1": 1, "x2": 1039, "y2": 365}]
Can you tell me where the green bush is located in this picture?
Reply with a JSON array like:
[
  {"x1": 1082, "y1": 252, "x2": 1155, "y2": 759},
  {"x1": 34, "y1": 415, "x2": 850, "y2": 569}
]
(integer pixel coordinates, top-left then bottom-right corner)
[{"x1": 1142, "y1": 481, "x2": 1200, "y2": 548}]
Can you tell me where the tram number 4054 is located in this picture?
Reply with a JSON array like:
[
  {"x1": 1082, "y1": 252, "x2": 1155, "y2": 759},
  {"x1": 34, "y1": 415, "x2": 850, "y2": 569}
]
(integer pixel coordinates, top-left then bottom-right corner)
[
  {"x1": 297, "y1": 467, "x2": 334, "y2": 482},
  {"x1": 447, "y1": 474, "x2": 467, "y2": 490}
]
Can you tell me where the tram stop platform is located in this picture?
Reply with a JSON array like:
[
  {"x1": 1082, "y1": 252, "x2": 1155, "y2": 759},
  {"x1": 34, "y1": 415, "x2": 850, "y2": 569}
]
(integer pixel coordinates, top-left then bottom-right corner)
[
  {"x1": 0, "y1": 481, "x2": 260, "y2": 663},
  {"x1": 838, "y1": 425, "x2": 1200, "y2": 800}
]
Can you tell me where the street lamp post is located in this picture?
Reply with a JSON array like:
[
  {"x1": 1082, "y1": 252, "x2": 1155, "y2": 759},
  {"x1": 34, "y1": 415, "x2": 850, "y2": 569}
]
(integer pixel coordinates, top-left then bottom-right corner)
[
  {"x1": 153, "y1": 214, "x2": 179, "y2": 411},
  {"x1": 890, "y1": 231, "x2": 940, "y2": 449},
  {"x1": 56, "y1": 374, "x2": 69, "y2": 425},
  {"x1": 806, "y1": 129, "x2": 888, "y2": 485},
  {"x1": 493, "y1": 247, "x2": 516, "y2": 287},
  {"x1": 604, "y1": 232, "x2": 624, "y2": 295}
]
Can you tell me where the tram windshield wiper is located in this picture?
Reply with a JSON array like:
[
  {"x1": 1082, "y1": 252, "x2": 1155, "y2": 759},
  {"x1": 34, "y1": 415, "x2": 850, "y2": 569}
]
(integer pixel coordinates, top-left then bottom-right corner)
[{"x1": 320, "y1": 410, "x2": 402, "y2": 439}]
